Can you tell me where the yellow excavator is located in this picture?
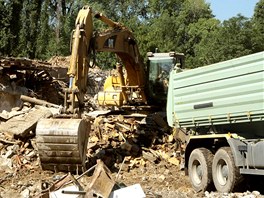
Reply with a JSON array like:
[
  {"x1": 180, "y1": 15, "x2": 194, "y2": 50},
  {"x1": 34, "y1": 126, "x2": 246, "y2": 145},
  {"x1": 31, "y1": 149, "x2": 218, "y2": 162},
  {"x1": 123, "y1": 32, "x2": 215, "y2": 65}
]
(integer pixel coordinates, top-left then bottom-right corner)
[{"x1": 35, "y1": 6, "x2": 184, "y2": 172}]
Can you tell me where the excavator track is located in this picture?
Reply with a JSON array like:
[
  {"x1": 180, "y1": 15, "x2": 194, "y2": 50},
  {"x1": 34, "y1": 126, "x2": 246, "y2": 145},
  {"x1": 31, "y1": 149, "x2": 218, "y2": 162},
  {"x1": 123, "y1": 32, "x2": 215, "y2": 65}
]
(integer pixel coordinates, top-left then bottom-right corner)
[{"x1": 36, "y1": 118, "x2": 90, "y2": 173}]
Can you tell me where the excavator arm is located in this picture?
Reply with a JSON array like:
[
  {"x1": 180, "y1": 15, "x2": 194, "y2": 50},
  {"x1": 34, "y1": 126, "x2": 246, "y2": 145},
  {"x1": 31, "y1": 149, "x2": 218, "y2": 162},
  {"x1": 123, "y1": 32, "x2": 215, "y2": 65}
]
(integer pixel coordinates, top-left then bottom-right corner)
[
  {"x1": 65, "y1": 6, "x2": 93, "y2": 114},
  {"x1": 94, "y1": 14, "x2": 147, "y2": 107},
  {"x1": 35, "y1": 6, "x2": 95, "y2": 172},
  {"x1": 65, "y1": 6, "x2": 147, "y2": 113},
  {"x1": 36, "y1": 6, "x2": 149, "y2": 172}
]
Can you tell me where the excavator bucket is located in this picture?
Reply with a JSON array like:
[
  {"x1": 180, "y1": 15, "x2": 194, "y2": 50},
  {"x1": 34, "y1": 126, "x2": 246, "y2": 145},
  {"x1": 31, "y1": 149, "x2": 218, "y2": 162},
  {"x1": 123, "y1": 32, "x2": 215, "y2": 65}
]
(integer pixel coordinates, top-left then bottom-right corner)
[{"x1": 36, "y1": 118, "x2": 90, "y2": 173}]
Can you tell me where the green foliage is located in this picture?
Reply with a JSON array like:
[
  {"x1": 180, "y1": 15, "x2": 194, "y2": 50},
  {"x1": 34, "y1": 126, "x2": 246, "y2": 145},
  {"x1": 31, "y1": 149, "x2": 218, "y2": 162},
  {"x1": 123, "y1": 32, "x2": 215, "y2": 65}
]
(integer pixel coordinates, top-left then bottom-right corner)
[
  {"x1": 218, "y1": 15, "x2": 253, "y2": 59},
  {"x1": 0, "y1": 0, "x2": 263, "y2": 69},
  {"x1": 192, "y1": 15, "x2": 254, "y2": 67},
  {"x1": 0, "y1": 0, "x2": 23, "y2": 56},
  {"x1": 18, "y1": 0, "x2": 42, "y2": 58},
  {"x1": 252, "y1": 0, "x2": 264, "y2": 52},
  {"x1": 0, "y1": 0, "x2": 12, "y2": 55},
  {"x1": 35, "y1": 1, "x2": 52, "y2": 60},
  {"x1": 188, "y1": 18, "x2": 221, "y2": 67}
]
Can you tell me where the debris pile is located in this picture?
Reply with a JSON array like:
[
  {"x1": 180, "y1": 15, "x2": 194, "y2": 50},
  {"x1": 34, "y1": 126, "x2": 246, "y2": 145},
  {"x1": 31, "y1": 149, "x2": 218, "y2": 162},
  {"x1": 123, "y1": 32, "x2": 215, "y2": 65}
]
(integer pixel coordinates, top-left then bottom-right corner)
[
  {"x1": 0, "y1": 136, "x2": 38, "y2": 175},
  {"x1": 0, "y1": 56, "x2": 186, "y2": 197},
  {"x1": 0, "y1": 57, "x2": 67, "y2": 109},
  {"x1": 0, "y1": 98, "x2": 184, "y2": 197},
  {"x1": 38, "y1": 160, "x2": 146, "y2": 198},
  {"x1": 1, "y1": 56, "x2": 264, "y2": 197},
  {"x1": 0, "y1": 103, "x2": 60, "y2": 178},
  {"x1": 86, "y1": 113, "x2": 185, "y2": 171}
]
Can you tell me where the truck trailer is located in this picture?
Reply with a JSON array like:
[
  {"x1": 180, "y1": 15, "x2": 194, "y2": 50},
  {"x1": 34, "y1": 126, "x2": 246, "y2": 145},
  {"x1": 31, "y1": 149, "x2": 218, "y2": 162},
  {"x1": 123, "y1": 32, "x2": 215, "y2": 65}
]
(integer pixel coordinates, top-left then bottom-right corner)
[{"x1": 166, "y1": 52, "x2": 264, "y2": 192}]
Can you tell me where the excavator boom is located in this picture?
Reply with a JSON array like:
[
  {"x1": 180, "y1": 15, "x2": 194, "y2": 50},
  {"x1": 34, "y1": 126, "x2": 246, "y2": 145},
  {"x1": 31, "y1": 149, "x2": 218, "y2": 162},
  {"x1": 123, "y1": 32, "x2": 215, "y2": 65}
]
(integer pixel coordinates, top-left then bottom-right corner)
[
  {"x1": 66, "y1": 6, "x2": 93, "y2": 114},
  {"x1": 35, "y1": 5, "x2": 183, "y2": 172},
  {"x1": 36, "y1": 6, "x2": 94, "y2": 172},
  {"x1": 35, "y1": 5, "x2": 147, "y2": 172}
]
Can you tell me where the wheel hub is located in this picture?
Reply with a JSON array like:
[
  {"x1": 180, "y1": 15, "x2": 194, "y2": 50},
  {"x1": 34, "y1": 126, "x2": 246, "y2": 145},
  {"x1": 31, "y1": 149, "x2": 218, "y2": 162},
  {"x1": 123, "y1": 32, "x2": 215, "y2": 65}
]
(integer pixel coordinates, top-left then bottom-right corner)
[
  {"x1": 216, "y1": 160, "x2": 229, "y2": 186},
  {"x1": 193, "y1": 160, "x2": 203, "y2": 184}
]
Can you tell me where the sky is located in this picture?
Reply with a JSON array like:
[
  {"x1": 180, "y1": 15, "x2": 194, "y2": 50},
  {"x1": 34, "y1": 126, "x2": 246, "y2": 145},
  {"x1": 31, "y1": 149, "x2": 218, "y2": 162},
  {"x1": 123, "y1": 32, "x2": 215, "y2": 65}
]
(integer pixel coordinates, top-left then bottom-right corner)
[{"x1": 205, "y1": 0, "x2": 259, "y2": 21}]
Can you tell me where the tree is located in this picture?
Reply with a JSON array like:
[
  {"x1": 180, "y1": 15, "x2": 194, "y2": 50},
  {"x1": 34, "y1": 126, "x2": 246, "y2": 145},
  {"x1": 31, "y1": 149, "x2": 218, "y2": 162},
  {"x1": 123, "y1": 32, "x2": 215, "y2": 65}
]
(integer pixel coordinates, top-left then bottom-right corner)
[
  {"x1": 216, "y1": 15, "x2": 253, "y2": 61},
  {"x1": 35, "y1": 0, "x2": 52, "y2": 60},
  {"x1": 188, "y1": 18, "x2": 221, "y2": 67},
  {"x1": 0, "y1": 0, "x2": 23, "y2": 56},
  {"x1": 0, "y1": 0, "x2": 261, "y2": 67},
  {"x1": 193, "y1": 15, "x2": 254, "y2": 67},
  {"x1": 252, "y1": 0, "x2": 264, "y2": 52},
  {"x1": 18, "y1": 0, "x2": 42, "y2": 58},
  {"x1": 0, "y1": 0, "x2": 12, "y2": 55}
]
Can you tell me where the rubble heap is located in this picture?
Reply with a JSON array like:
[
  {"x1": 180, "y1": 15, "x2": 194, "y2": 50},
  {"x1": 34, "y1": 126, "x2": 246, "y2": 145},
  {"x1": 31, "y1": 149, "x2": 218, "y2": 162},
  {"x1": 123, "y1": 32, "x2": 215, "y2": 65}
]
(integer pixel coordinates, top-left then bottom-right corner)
[
  {"x1": 0, "y1": 56, "x2": 185, "y2": 197},
  {"x1": 87, "y1": 113, "x2": 184, "y2": 170}
]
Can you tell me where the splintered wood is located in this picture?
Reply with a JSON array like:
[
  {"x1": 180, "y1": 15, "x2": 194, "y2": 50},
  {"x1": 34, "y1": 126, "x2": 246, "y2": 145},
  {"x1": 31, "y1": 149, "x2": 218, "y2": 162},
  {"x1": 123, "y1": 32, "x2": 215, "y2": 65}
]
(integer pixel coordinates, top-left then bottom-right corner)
[{"x1": 87, "y1": 113, "x2": 184, "y2": 170}]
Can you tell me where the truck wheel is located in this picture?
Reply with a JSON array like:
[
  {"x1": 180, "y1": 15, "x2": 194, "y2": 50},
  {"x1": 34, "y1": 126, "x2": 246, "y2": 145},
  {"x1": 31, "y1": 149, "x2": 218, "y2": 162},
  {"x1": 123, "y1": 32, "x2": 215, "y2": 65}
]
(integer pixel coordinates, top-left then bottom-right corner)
[
  {"x1": 212, "y1": 147, "x2": 241, "y2": 192},
  {"x1": 188, "y1": 148, "x2": 214, "y2": 192}
]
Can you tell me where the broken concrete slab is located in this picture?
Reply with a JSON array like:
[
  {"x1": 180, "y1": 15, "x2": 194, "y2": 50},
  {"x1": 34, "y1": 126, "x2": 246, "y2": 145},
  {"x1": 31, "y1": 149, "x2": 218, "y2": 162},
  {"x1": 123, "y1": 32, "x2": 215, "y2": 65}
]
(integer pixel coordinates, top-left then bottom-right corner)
[
  {"x1": 0, "y1": 106, "x2": 52, "y2": 139},
  {"x1": 0, "y1": 106, "x2": 31, "y2": 120}
]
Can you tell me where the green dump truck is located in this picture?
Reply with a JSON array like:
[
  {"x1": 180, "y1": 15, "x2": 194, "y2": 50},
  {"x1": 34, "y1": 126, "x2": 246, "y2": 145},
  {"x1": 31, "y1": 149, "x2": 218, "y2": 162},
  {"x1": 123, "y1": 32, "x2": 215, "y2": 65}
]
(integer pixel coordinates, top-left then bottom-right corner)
[{"x1": 166, "y1": 52, "x2": 264, "y2": 192}]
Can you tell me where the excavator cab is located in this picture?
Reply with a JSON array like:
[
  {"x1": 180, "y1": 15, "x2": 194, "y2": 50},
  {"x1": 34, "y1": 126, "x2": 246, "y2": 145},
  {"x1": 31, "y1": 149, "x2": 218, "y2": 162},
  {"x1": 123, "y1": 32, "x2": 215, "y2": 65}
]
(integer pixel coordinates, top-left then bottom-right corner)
[{"x1": 146, "y1": 52, "x2": 184, "y2": 105}]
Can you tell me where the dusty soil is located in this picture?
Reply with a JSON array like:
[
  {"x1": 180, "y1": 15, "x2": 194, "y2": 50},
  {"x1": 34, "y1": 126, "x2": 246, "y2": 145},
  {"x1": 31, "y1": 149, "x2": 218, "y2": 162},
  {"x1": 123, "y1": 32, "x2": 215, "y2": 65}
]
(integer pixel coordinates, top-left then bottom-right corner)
[
  {"x1": 3, "y1": 157, "x2": 264, "y2": 198},
  {"x1": 0, "y1": 157, "x2": 198, "y2": 198},
  {"x1": 113, "y1": 160, "x2": 196, "y2": 198}
]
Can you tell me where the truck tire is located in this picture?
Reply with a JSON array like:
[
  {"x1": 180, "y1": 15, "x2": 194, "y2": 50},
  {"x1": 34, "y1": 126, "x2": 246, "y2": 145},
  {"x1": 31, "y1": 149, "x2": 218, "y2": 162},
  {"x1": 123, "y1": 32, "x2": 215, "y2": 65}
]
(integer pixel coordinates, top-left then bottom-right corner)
[
  {"x1": 212, "y1": 147, "x2": 241, "y2": 192},
  {"x1": 188, "y1": 148, "x2": 214, "y2": 192}
]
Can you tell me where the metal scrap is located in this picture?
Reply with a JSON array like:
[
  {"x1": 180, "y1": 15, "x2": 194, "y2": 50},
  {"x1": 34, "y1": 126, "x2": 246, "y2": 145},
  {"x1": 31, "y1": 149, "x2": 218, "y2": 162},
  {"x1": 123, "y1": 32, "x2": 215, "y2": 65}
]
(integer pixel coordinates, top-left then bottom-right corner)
[
  {"x1": 85, "y1": 160, "x2": 115, "y2": 198},
  {"x1": 37, "y1": 160, "x2": 116, "y2": 198}
]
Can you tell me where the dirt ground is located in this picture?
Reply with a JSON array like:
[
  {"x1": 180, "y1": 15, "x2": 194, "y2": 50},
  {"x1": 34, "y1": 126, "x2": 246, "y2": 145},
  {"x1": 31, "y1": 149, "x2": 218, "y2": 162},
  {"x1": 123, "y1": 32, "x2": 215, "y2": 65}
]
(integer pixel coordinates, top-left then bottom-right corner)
[
  {"x1": 2, "y1": 156, "x2": 264, "y2": 198},
  {"x1": 113, "y1": 160, "x2": 196, "y2": 198},
  {"x1": 0, "y1": 157, "x2": 198, "y2": 198}
]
